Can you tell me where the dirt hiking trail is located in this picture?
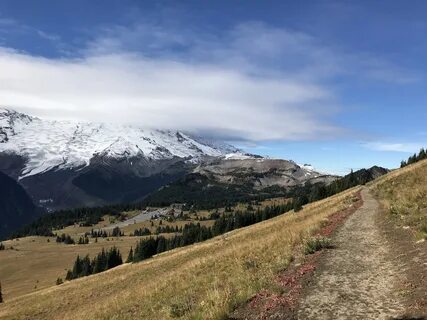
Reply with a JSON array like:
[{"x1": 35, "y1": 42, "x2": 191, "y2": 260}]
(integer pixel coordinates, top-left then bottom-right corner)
[{"x1": 297, "y1": 187, "x2": 406, "y2": 319}]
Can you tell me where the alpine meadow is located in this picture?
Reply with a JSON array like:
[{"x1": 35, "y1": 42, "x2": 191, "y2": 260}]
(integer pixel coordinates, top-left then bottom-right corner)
[{"x1": 0, "y1": 1, "x2": 426, "y2": 319}]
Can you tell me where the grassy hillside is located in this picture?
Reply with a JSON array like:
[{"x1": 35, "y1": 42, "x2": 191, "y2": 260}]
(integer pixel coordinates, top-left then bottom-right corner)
[
  {"x1": 372, "y1": 159, "x2": 427, "y2": 240},
  {"x1": 0, "y1": 187, "x2": 360, "y2": 320},
  {"x1": 0, "y1": 196, "x2": 292, "y2": 301},
  {"x1": 0, "y1": 236, "x2": 137, "y2": 300}
]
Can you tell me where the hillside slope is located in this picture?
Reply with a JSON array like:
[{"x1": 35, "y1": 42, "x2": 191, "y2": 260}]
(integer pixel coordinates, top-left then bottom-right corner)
[
  {"x1": 0, "y1": 171, "x2": 38, "y2": 239},
  {"x1": 0, "y1": 188, "x2": 361, "y2": 319},
  {"x1": 372, "y1": 159, "x2": 427, "y2": 240},
  {"x1": 295, "y1": 160, "x2": 427, "y2": 318},
  {"x1": 296, "y1": 188, "x2": 405, "y2": 318}
]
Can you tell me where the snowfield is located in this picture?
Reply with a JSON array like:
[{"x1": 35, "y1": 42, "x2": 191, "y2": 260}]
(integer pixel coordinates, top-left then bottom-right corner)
[{"x1": 0, "y1": 108, "x2": 245, "y2": 179}]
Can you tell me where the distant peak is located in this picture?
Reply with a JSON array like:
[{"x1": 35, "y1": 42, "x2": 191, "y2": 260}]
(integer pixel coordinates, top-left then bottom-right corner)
[
  {"x1": 0, "y1": 107, "x2": 12, "y2": 114},
  {"x1": 0, "y1": 109, "x2": 250, "y2": 179}
]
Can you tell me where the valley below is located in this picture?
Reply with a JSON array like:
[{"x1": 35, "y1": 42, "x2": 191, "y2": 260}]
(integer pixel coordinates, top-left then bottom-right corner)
[
  {"x1": 0, "y1": 159, "x2": 426, "y2": 319},
  {"x1": 0, "y1": 109, "x2": 425, "y2": 319}
]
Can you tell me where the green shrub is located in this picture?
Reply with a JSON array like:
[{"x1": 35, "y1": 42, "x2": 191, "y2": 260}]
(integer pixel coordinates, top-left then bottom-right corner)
[{"x1": 304, "y1": 237, "x2": 332, "y2": 255}]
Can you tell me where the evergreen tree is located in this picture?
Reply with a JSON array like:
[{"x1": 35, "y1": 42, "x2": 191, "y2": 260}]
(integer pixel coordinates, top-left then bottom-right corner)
[
  {"x1": 65, "y1": 247, "x2": 123, "y2": 281},
  {"x1": 126, "y1": 247, "x2": 134, "y2": 263},
  {"x1": 293, "y1": 199, "x2": 303, "y2": 212},
  {"x1": 93, "y1": 248, "x2": 107, "y2": 273},
  {"x1": 106, "y1": 247, "x2": 122, "y2": 269},
  {"x1": 81, "y1": 255, "x2": 92, "y2": 276},
  {"x1": 112, "y1": 227, "x2": 122, "y2": 237},
  {"x1": 65, "y1": 270, "x2": 74, "y2": 281},
  {"x1": 156, "y1": 237, "x2": 166, "y2": 253},
  {"x1": 72, "y1": 255, "x2": 83, "y2": 278},
  {"x1": 56, "y1": 234, "x2": 75, "y2": 245},
  {"x1": 400, "y1": 148, "x2": 427, "y2": 167}
]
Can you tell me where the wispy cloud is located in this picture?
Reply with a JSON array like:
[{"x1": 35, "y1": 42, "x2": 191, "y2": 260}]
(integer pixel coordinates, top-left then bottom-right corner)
[
  {"x1": 0, "y1": 48, "x2": 341, "y2": 141},
  {"x1": 364, "y1": 142, "x2": 425, "y2": 153},
  {"x1": 0, "y1": 15, "x2": 61, "y2": 44},
  {"x1": 0, "y1": 17, "x2": 419, "y2": 142},
  {"x1": 83, "y1": 21, "x2": 419, "y2": 84},
  {"x1": 0, "y1": 21, "x2": 347, "y2": 141}
]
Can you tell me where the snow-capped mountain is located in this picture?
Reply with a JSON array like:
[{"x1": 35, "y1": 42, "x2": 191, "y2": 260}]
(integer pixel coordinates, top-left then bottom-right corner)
[
  {"x1": 0, "y1": 108, "x2": 337, "y2": 212},
  {"x1": 0, "y1": 108, "x2": 252, "y2": 210},
  {"x1": 0, "y1": 108, "x2": 242, "y2": 179}
]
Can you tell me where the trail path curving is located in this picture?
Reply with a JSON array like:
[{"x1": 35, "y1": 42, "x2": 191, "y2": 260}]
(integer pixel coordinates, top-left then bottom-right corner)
[{"x1": 297, "y1": 188, "x2": 405, "y2": 319}]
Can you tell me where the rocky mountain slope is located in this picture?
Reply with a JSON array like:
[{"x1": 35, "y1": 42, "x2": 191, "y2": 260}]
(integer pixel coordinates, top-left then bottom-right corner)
[
  {"x1": 193, "y1": 158, "x2": 337, "y2": 188},
  {"x1": 0, "y1": 108, "x2": 240, "y2": 179},
  {"x1": 0, "y1": 108, "x2": 337, "y2": 212},
  {"x1": 143, "y1": 159, "x2": 340, "y2": 209},
  {"x1": 0, "y1": 108, "x2": 244, "y2": 210}
]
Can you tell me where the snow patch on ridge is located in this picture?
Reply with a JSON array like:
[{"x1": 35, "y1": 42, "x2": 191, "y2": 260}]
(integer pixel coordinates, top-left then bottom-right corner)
[
  {"x1": 0, "y1": 109, "x2": 241, "y2": 179},
  {"x1": 224, "y1": 152, "x2": 256, "y2": 160}
]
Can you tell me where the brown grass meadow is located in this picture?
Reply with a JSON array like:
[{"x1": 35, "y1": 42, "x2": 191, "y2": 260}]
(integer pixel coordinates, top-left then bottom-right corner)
[
  {"x1": 0, "y1": 187, "x2": 360, "y2": 320},
  {"x1": 371, "y1": 159, "x2": 427, "y2": 240}
]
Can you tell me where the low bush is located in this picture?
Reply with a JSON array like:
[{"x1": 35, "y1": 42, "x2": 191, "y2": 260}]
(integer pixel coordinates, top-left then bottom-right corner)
[{"x1": 304, "y1": 237, "x2": 333, "y2": 255}]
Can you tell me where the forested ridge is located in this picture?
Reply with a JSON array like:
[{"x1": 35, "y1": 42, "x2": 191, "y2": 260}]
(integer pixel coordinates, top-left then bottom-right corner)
[{"x1": 10, "y1": 166, "x2": 385, "y2": 240}]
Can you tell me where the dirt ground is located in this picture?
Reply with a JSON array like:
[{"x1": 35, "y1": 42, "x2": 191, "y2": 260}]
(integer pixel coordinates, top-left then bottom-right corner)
[
  {"x1": 297, "y1": 188, "x2": 406, "y2": 319},
  {"x1": 230, "y1": 187, "x2": 427, "y2": 319},
  {"x1": 378, "y1": 198, "x2": 427, "y2": 318}
]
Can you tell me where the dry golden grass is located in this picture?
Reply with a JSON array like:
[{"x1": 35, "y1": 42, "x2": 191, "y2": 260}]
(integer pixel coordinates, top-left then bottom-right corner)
[
  {"x1": 56, "y1": 212, "x2": 214, "y2": 237},
  {"x1": 0, "y1": 187, "x2": 360, "y2": 320},
  {"x1": 55, "y1": 215, "x2": 113, "y2": 236},
  {"x1": 0, "y1": 236, "x2": 138, "y2": 300},
  {"x1": 371, "y1": 159, "x2": 427, "y2": 240},
  {"x1": 120, "y1": 218, "x2": 215, "y2": 235}
]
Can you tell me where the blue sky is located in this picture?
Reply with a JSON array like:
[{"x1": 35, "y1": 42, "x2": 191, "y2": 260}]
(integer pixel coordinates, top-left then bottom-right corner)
[{"x1": 0, "y1": 0, "x2": 426, "y2": 174}]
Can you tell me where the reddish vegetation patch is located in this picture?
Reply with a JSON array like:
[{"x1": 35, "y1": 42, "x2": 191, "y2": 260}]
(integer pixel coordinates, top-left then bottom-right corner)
[
  {"x1": 240, "y1": 253, "x2": 320, "y2": 319},
  {"x1": 317, "y1": 191, "x2": 363, "y2": 238},
  {"x1": 230, "y1": 192, "x2": 363, "y2": 320}
]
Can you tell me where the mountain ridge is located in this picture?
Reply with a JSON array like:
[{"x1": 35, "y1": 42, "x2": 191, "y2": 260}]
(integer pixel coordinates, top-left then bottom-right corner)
[
  {"x1": 0, "y1": 108, "x2": 342, "y2": 219},
  {"x1": 0, "y1": 108, "x2": 244, "y2": 179}
]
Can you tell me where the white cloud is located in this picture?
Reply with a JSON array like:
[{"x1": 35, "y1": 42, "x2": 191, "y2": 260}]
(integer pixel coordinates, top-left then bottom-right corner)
[
  {"x1": 0, "y1": 20, "x2": 417, "y2": 141},
  {"x1": 0, "y1": 22, "x2": 344, "y2": 141},
  {"x1": 364, "y1": 142, "x2": 424, "y2": 153}
]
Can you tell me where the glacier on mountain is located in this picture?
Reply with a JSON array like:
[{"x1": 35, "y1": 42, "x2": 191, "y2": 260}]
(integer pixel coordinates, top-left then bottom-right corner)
[{"x1": 0, "y1": 108, "x2": 244, "y2": 179}]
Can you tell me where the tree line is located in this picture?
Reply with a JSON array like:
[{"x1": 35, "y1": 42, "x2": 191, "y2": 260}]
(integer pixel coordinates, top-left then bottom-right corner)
[
  {"x1": 142, "y1": 173, "x2": 289, "y2": 210},
  {"x1": 400, "y1": 148, "x2": 427, "y2": 167},
  {"x1": 56, "y1": 234, "x2": 75, "y2": 244},
  {"x1": 61, "y1": 167, "x2": 384, "y2": 282},
  {"x1": 131, "y1": 227, "x2": 151, "y2": 236},
  {"x1": 12, "y1": 166, "x2": 382, "y2": 241},
  {"x1": 89, "y1": 227, "x2": 125, "y2": 238},
  {"x1": 127, "y1": 202, "x2": 294, "y2": 263},
  {"x1": 9, "y1": 204, "x2": 138, "y2": 239},
  {"x1": 65, "y1": 247, "x2": 122, "y2": 280},
  {"x1": 126, "y1": 168, "x2": 384, "y2": 264}
]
